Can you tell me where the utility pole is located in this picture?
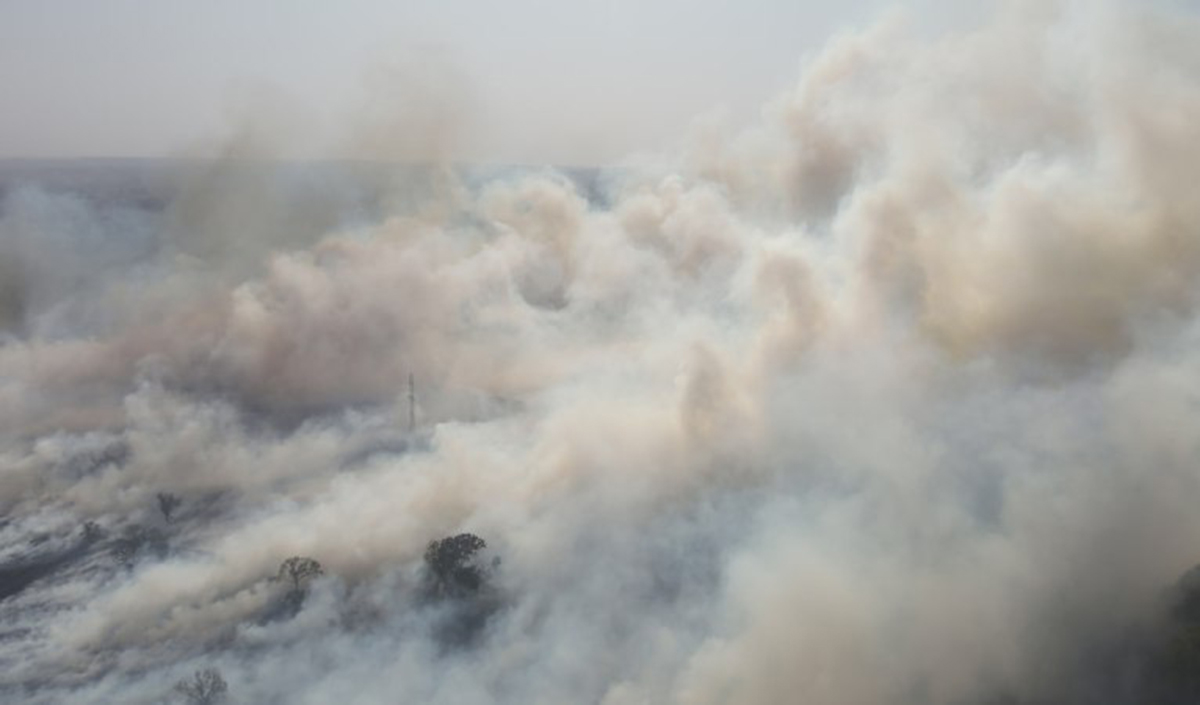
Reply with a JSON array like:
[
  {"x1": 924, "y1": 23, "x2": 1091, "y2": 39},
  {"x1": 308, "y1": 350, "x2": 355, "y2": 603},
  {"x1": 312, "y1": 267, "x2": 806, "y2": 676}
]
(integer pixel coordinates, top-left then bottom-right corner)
[{"x1": 408, "y1": 373, "x2": 416, "y2": 433}]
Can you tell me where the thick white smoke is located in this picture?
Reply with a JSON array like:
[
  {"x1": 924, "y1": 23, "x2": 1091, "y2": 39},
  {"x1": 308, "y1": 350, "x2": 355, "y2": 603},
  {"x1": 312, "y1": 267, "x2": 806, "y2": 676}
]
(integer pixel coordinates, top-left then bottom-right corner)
[{"x1": 3, "y1": 2, "x2": 1200, "y2": 703}]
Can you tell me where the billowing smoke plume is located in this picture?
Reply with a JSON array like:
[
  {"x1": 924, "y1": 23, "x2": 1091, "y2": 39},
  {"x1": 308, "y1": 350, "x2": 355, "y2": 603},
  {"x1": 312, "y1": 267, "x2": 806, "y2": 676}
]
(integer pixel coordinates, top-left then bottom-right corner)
[{"x1": 3, "y1": 2, "x2": 1200, "y2": 703}]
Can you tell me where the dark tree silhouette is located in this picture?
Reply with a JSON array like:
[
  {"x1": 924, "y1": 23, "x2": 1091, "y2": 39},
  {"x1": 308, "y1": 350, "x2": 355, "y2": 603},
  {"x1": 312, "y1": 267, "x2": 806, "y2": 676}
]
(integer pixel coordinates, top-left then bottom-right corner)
[
  {"x1": 81, "y1": 521, "x2": 104, "y2": 544},
  {"x1": 424, "y1": 533, "x2": 490, "y2": 597},
  {"x1": 278, "y1": 556, "x2": 323, "y2": 591},
  {"x1": 175, "y1": 668, "x2": 228, "y2": 704},
  {"x1": 112, "y1": 526, "x2": 168, "y2": 567},
  {"x1": 422, "y1": 533, "x2": 502, "y2": 648},
  {"x1": 157, "y1": 492, "x2": 182, "y2": 523},
  {"x1": 1151, "y1": 565, "x2": 1200, "y2": 703},
  {"x1": 268, "y1": 556, "x2": 325, "y2": 617}
]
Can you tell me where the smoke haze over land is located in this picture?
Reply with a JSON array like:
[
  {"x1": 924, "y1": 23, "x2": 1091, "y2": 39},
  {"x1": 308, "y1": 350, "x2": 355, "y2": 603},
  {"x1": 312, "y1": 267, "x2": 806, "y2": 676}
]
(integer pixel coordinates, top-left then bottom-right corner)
[{"x1": 3, "y1": 1, "x2": 1200, "y2": 703}]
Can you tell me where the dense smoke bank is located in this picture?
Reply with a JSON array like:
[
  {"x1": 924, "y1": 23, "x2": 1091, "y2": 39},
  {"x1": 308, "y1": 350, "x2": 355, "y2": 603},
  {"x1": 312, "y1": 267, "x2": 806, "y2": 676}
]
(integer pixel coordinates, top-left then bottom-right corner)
[{"x1": 3, "y1": 2, "x2": 1200, "y2": 703}]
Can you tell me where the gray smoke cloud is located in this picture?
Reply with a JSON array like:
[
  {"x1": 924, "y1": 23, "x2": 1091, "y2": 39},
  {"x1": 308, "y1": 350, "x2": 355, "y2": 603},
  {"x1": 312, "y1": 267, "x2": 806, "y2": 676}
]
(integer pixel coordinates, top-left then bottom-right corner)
[{"x1": 3, "y1": 1, "x2": 1200, "y2": 703}]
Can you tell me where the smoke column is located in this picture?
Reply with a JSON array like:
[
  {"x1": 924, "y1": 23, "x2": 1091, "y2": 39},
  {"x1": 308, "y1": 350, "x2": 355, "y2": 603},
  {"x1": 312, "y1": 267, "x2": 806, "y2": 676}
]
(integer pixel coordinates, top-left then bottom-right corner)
[{"x1": 2, "y1": 1, "x2": 1200, "y2": 703}]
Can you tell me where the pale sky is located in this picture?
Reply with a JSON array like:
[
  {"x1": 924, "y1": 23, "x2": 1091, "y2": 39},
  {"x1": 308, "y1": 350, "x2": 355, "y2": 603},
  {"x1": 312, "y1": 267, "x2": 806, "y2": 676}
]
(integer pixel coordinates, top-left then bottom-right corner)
[{"x1": 0, "y1": 0, "x2": 982, "y2": 164}]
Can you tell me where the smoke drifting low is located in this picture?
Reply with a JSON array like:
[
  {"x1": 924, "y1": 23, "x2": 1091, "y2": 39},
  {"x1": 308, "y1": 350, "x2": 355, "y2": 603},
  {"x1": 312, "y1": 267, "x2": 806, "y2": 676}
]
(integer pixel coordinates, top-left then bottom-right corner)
[{"x1": 3, "y1": 2, "x2": 1200, "y2": 703}]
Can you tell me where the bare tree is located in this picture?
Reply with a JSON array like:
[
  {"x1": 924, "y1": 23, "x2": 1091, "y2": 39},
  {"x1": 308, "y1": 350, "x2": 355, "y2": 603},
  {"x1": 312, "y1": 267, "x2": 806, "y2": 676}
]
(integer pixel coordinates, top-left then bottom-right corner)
[
  {"x1": 157, "y1": 492, "x2": 182, "y2": 523},
  {"x1": 277, "y1": 556, "x2": 323, "y2": 592},
  {"x1": 175, "y1": 668, "x2": 228, "y2": 704}
]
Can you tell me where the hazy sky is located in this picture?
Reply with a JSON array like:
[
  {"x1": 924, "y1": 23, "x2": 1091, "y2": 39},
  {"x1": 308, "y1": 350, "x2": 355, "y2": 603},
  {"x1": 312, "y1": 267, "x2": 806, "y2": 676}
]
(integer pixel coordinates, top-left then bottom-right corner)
[{"x1": 0, "y1": 0, "x2": 975, "y2": 164}]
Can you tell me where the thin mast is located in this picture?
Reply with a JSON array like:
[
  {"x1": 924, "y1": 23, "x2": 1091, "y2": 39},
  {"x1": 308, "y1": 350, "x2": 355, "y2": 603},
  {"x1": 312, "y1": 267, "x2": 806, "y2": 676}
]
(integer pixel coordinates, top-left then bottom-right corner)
[{"x1": 408, "y1": 373, "x2": 416, "y2": 432}]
